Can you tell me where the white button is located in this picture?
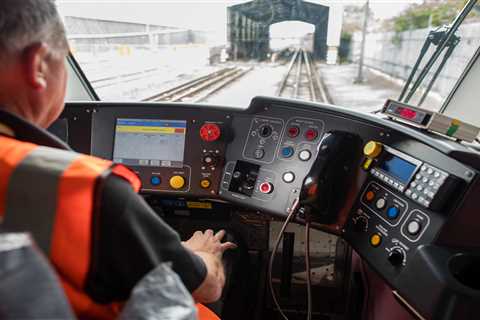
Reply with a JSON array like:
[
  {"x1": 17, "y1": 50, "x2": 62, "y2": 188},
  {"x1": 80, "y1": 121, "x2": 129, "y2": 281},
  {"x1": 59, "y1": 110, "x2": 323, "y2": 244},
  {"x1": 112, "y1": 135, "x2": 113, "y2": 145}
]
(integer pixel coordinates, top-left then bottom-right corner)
[
  {"x1": 411, "y1": 182, "x2": 417, "y2": 188},
  {"x1": 375, "y1": 198, "x2": 386, "y2": 209},
  {"x1": 428, "y1": 191, "x2": 435, "y2": 198},
  {"x1": 394, "y1": 182, "x2": 399, "y2": 188},
  {"x1": 428, "y1": 181, "x2": 434, "y2": 186},
  {"x1": 422, "y1": 177, "x2": 429, "y2": 183},
  {"x1": 416, "y1": 174, "x2": 422, "y2": 180},
  {"x1": 417, "y1": 185, "x2": 423, "y2": 191},
  {"x1": 405, "y1": 189, "x2": 412, "y2": 196},
  {"x1": 419, "y1": 196, "x2": 425, "y2": 202},
  {"x1": 433, "y1": 171, "x2": 440, "y2": 178},
  {"x1": 407, "y1": 220, "x2": 421, "y2": 235},
  {"x1": 412, "y1": 193, "x2": 418, "y2": 200},
  {"x1": 299, "y1": 150, "x2": 312, "y2": 161},
  {"x1": 421, "y1": 165, "x2": 427, "y2": 171},
  {"x1": 282, "y1": 172, "x2": 295, "y2": 183},
  {"x1": 399, "y1": 186, "x2": 405, "y2": 191},
  {"x1": 423, "y1": 189, "x2": 429, "y2": 195},
  {"x1": 427, "y1": 168, "x2": 434, "y2": 175}
]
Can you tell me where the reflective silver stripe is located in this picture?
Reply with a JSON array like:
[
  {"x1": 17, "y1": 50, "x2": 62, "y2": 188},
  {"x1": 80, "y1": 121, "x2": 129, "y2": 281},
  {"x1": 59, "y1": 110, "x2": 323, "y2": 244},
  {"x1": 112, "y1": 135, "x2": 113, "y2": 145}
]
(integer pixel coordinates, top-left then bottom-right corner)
[{"x1": 3, "y1": 147, "x2": 80, "y2": 254}]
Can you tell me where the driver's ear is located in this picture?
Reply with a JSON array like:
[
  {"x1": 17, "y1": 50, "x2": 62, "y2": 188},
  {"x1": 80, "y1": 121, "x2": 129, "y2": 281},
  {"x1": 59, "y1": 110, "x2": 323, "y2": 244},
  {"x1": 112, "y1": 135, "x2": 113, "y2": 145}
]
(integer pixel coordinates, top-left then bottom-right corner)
[{"x1": 22, "y1": 43, "x2": 49, "y2": 91}]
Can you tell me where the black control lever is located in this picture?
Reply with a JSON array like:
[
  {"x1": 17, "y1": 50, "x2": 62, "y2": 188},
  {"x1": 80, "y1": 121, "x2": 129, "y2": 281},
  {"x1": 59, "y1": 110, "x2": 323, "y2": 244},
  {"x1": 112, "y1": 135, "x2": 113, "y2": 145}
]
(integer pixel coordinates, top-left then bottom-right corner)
[{"x1": 299, "y1": 131, "x2": 362, "y2": 224}]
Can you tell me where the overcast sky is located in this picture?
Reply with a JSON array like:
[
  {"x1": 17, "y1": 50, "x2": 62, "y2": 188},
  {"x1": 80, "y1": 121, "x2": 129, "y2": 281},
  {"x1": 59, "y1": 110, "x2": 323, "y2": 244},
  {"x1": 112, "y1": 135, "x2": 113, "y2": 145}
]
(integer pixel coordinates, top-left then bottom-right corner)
[{"x1": 56, "y1": 0, "x2": 423, "y2": 29}]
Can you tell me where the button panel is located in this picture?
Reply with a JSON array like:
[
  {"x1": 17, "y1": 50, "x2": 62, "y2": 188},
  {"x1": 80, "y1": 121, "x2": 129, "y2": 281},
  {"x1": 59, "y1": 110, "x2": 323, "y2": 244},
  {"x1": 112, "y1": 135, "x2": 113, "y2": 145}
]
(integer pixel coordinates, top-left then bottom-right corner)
[
  {"x1": 361, "y1": 182, "x2": 408, "y2": 227},
  {"x1": 278, "y1": 117, "x2": 324, "y2": 162},
  {"x1": 405, "y1": 164, "x2": 448, "y2": 208},
  {"x1": 243, "y1": 117, "x2": 283, "y2": 164},
  {"x1": 370, "y1": 168, "x2": 406, "y2": 192}
]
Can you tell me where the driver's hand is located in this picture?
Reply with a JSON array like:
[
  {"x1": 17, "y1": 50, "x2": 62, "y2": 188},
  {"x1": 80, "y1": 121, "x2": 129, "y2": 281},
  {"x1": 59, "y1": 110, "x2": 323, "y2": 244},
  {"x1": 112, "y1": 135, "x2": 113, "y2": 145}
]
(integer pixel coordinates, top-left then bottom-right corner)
[{"x1": 182, "y1": 229, "x2": 237, "y2": 259}]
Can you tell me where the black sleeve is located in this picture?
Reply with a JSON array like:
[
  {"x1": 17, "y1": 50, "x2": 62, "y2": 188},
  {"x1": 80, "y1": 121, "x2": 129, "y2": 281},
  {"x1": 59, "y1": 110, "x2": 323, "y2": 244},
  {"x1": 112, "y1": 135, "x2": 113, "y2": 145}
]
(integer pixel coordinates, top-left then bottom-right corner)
[{"x1": 85, "y1": 175, "x2": 207, "y2": 303}]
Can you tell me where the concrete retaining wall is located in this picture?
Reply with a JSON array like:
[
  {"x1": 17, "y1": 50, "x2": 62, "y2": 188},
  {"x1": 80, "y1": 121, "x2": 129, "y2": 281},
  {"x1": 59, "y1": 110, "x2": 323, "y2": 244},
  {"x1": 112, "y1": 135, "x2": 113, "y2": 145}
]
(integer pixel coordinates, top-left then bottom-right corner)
[{"x1": 351, "y1": 22, "x2": 480, "y2": 98}]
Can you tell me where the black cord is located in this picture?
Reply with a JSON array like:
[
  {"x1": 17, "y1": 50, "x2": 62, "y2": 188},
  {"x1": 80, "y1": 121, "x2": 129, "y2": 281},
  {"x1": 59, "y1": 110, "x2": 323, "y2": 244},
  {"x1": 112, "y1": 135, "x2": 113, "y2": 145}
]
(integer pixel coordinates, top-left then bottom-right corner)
[
  {"x1": 305, "y1": 221, "x2": 312, "y2": 320},
  {"x1": 268, "y1": 198, "x2": 299, "y2": 320}
]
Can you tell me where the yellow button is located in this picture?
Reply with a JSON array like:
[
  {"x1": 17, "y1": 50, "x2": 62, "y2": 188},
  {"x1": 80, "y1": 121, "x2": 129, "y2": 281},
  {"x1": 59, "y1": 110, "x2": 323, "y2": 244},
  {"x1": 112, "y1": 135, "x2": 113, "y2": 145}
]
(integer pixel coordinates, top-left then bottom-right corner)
[
  {"x1": 363, "y1": 141, "x2": 382, "y2": 158},
  {"x1": 200, "y1": 179, "x2": 211, "y2": 189},
  {"x1": 169, "y1": 175, "x2": 185, "y2": 189},
  {"x1": 370, "y1": 233, "x2": 382, "y2": 247}
]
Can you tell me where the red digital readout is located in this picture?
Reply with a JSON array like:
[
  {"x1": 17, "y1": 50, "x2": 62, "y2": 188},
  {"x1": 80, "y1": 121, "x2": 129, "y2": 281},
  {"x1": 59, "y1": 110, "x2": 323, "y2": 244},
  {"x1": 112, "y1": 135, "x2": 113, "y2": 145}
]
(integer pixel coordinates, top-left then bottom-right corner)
[{"x1": 398, "y1": 107, "x2": 417, "y2": 119}]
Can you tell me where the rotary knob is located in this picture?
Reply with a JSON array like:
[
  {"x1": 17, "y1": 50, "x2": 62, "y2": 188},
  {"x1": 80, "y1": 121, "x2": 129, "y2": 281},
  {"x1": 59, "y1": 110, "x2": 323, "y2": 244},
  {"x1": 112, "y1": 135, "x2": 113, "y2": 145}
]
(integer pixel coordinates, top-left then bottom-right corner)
[
  {"x1": 200, "y1": 123, "x2": 221, "y2": 142},
  {"x1": 388, "y1": 249, "x2": 405, "y2": 267}
]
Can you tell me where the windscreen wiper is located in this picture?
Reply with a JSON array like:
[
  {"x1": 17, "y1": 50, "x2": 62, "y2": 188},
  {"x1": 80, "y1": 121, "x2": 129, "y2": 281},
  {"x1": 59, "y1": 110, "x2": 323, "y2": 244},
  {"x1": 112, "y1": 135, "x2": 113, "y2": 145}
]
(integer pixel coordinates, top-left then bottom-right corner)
[{"x1": 398, "y1": 0, "x2": 478, "y2": 104}]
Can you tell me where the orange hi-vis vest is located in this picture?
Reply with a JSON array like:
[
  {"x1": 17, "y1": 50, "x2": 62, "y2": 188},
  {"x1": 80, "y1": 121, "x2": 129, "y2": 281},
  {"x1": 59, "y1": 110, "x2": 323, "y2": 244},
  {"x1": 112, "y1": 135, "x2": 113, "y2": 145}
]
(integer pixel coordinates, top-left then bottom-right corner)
[{"x1": 0, "y1": 135, "x2": 219, "y2": 320}]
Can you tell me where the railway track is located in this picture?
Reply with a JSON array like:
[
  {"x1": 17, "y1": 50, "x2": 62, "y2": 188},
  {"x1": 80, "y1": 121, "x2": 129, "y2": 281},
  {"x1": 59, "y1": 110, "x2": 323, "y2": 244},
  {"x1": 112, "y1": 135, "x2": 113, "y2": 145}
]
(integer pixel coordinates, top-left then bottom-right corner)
[
  {"x1": 143, "y1": 66, "x2": 252, "y2": 103},
  {"x1": 277, "y1": 48, "x2": 329, "y2": 103}
]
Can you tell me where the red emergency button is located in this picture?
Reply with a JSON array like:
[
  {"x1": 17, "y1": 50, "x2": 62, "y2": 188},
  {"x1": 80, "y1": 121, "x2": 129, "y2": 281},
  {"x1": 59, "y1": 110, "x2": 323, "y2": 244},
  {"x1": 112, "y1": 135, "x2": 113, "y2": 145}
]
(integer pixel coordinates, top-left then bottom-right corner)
[
  {"x1": 259, "y1": 182, "x2": 274, "y2": 194},
  {"x1": 287, "y1": 126, "x2": 300, "y2": 138},
  {"x1": 305, "y1": 128, "x2": 318, "y2": 141},
  {"x1": 200, "y1": 123, "x2": 221, "y2": 142}
]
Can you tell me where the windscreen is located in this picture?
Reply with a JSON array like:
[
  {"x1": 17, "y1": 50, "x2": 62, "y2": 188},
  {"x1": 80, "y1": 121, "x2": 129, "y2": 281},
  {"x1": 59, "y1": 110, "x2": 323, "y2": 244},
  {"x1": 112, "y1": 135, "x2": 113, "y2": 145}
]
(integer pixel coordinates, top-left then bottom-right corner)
[
  {"x1": 58, "y1": 1, "x2": 480, "y2": 120},
  {"x1": 113, "y1": 119, "x2": 187, "y2": 168}
]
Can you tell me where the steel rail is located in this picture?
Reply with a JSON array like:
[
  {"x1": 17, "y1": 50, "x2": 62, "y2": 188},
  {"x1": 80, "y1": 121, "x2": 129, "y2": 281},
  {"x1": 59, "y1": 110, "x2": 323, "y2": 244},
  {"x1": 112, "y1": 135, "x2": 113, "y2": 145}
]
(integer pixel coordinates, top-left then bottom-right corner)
[
  {"x1": 142, "y1": 67, "x2": 235, "y2": 101},
  {"x1": 293, "y1": 49, "x2": 303, "y2": 99},
  {"x1": 303, "y1": 49, "x2": 317, "y2": 101},
  {"x1": 277, "y1": 48, "x2": 301, "y2": 96}
]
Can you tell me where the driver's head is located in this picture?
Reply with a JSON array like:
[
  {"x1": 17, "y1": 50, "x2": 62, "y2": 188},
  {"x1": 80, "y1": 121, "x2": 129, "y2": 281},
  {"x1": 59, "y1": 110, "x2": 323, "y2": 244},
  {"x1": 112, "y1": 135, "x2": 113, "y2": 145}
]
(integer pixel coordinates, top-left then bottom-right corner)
[{"x1": 0, "y1": 0, "x2": 69, "y2": 128}]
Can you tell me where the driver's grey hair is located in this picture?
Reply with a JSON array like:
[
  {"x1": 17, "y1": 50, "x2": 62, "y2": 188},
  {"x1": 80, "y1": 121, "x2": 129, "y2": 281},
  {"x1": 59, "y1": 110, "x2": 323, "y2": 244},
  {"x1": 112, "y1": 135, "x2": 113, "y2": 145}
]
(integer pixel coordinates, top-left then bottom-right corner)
[{"x1": 0, "y1": 0, "x2": 68, "y2": 59}]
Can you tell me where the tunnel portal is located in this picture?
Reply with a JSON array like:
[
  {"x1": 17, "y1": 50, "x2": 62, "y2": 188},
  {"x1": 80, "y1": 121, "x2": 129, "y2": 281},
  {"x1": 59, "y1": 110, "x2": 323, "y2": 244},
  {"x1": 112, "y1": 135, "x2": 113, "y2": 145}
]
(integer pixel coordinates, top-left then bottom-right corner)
[{"x1": 227, "y1": 0, "x2": 329, "y2": 60}]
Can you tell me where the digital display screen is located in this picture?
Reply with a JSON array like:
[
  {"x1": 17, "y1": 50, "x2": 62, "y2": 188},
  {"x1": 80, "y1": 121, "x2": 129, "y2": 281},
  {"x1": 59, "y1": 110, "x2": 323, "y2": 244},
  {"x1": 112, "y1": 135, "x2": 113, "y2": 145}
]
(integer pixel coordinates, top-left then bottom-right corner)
[
  {"x1": 385, "y1": 101, "x2": 430, "y2": 125},
  {"x1": 113, "y1": 118, "x2": 187, "y2": 168},
  {"x1": 380, "y1": 153, "x2": 417, "y2": 184}
]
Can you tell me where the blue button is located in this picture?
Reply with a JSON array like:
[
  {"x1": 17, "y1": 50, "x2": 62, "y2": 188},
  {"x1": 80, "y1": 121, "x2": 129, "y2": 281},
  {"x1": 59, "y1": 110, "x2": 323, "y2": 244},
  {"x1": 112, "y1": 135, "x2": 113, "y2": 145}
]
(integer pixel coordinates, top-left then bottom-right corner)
[
  {"x1": 281, "y1": 146, "x2": 294, "y2": 158},
  {"x1": 387, "y1": 207, "x2": 399, "y2": 219},
  {"x1": 150, "y1": 176, "x2": 161, "y2": 186}
]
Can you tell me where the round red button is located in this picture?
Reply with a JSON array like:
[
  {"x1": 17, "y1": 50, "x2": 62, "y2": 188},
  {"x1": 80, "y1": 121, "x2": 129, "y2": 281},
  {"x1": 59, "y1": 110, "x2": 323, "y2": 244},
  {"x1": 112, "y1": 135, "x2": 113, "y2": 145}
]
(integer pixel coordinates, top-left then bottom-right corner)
[
  {"x1": 259, "y1": 182, "x2": 273, "y2": 194},
  {"x1": 287, "y1": 126, "x2": 300, "y2": 138},
  {"x1": 305, "y1": 128, "x2": 318, "y2": 141},
  {"x1": 200, "y1": 123, "x2": 221, "y2": 142}
]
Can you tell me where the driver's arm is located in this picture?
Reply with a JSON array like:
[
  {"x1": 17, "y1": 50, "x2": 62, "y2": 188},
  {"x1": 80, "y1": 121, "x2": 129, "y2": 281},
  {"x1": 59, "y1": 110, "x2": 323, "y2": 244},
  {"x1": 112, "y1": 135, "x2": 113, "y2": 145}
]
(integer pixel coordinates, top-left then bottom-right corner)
[{"x1": 84, "y1": 175, "x2": 230, "y2": 304}]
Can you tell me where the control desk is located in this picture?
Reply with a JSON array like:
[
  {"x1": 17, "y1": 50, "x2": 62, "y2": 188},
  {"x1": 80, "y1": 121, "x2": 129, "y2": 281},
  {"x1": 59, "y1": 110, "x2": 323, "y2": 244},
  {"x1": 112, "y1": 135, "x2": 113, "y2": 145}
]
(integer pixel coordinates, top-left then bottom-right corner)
[{"x1": 60, "y1": 96, "x2": 480, "y2": 319}]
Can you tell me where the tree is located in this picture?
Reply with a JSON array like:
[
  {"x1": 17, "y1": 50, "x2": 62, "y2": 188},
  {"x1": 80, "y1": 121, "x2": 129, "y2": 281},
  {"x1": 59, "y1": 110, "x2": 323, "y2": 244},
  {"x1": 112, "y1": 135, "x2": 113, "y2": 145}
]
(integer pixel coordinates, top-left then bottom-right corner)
[{"x1": 392, "y1": 0, "x2": 477, "y2": 33}]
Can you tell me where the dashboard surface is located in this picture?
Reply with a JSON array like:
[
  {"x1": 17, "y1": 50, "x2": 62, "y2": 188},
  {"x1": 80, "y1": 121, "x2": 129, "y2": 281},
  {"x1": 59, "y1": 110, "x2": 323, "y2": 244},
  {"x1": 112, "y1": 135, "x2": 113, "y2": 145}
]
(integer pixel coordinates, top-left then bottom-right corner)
[{"x1": 60, "y1": 96, "x2": 480, "y2": 319}]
